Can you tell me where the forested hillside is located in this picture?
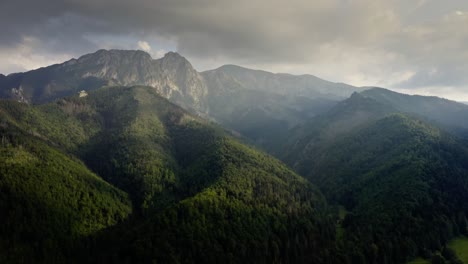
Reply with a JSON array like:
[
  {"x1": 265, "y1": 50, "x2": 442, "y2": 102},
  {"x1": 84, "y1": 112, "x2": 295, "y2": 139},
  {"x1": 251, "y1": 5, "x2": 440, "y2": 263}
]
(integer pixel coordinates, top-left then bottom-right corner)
[
  {"x1": 0, "y1": 86, "x2": 336, "y2": 263},
  {"x1": 0, "y1": 49, "x2": 361, "y2": 153},
  {"x1": 3, "y1": 50, "x2": 468, "y2": 263},
  {"x1": 283, "y1": 104, "x2": 468, "y2": 263},
  {"x1": 0, "y1": 126, "x2": 132, "y2": 263},
  {"x1": 361, "y1": 88, "x2": 468, "y2": 133}
]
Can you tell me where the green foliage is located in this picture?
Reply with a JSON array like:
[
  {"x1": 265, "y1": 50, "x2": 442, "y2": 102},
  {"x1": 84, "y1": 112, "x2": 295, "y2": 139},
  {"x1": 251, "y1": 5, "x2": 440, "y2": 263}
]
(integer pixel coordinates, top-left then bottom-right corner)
[
  {"x1": 361, "y1": 88, "x2": 468, "y2": 132},
  {"x1": 0, "y1": 128, "x2": 131, "y2": 263},
  {"x1": 408, "y1": 258, "x2": 431, "y2": 264},
  {"x1": 100, "y1": 137, "x2": 336, "y2": 263},
  {"x1": 281, "y1": 92, "x2": 396, "y2": 165},
  {"x1": 448, "y1": 237, "x2": 468, "y2": 263},
  {"x1": 294, "y1": 114, "x2": 468, "y2": 263},
  {"x1": 0, "y1": 86, "x2": 336, "y2": 263}
]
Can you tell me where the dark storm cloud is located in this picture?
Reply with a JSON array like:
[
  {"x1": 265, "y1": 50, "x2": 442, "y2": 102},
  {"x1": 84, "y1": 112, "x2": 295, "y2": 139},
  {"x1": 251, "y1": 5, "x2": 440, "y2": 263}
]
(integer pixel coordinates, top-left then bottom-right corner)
[
  {"x1": 0, "y1": 0, "x2": 404, "y2": 59},
  {"x1": 1, "y1": 0, "x2": 468, "y2": 99}
]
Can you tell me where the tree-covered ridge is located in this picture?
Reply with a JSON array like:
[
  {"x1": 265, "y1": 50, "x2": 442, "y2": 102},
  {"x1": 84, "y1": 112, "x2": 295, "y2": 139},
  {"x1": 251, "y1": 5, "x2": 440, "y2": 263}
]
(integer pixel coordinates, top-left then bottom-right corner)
[
  {"x1": 304, "y1": 114, "x2": 468, "y2": 263},
  {"x1": 361, "y1": 88, "x2": 468, "y2": 134},
  {"x1": 100, "y1": 136, "x2": 336, "y2": 263},
  {"x1": 270, "y1": 90, "x2": 468, "y2": 263},
  {"x1": 1, "y1": 87, "x2": 192, "y2": 210},
  {"x1": 84, "y1": 87, "x2": 336, "y2": 262},
  {"x1": 0, "y1": 127, "x2": 132, "y2": 263},
  {"x1": 0, "y1": 86, "x2": 335, "y2": 263},
  {"x1": 281, "y1": 92, "x2": 396, "y2": 169},
  {"x1": 308, "y1": 114, "x2": 444, "y2": 198}
]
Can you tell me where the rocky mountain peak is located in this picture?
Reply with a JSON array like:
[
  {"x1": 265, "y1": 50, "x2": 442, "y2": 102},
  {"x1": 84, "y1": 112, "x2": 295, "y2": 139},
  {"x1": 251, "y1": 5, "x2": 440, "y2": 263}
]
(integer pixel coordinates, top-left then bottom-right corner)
[
  {"x1": 75, "y1": 49, "x2": 152, "y2": 66},
  {"x1": 158, "y1": 51, "x2": 193, "y2": 71},
  {"x1": 162, "y1": 51, "x2": 184, "y2": 60}
]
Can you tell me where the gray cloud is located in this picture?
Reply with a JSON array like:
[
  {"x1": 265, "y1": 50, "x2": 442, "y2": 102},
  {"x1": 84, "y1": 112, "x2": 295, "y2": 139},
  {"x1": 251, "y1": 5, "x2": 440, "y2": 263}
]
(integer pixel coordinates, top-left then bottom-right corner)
[{"x1": 1, "y1": 0, "x2": 468, "y2": 99}]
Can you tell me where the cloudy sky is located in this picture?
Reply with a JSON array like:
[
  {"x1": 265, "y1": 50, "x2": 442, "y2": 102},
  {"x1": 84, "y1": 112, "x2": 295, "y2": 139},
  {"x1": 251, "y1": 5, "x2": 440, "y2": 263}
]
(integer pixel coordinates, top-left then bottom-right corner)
[{"x1": 1, "y1": 0, "x2": 468, "y2": 100}]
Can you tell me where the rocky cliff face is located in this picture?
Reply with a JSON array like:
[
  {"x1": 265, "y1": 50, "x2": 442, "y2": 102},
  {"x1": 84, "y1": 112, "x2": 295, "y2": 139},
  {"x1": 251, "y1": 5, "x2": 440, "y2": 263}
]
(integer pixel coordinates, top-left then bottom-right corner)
[
  {"x1": 152, "y1": 52, "x2": 208, "y2": 112},
  {"x1": 0, "y1": 49, "x2": 360, "y2": 119},
  {"x1": 0, "y1": 49, "x2": 366, "y2": 152},
  {"x1": 0, "y1": 49, "x2": 208, "y2": 111}
]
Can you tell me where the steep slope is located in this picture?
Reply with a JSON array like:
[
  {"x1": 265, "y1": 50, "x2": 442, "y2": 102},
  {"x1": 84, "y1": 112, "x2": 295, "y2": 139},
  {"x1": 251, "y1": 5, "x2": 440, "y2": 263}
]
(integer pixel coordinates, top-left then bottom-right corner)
[
  {"x1": 0, "y1": 86, "x2": 336, "y2": 263},
  {"x1": 201, "y1": 65, "x2": 353, "y2": 151},
  {"x1": 361, "y1": 88, "x2": 468, "y2": 132},
  {"x1": 277, "y1": 90, "x2": 468, "y2": 263},
  {"x1": 97, "y1": 135, "x2": 336, "y2": 263},
  {"x1": 0, "y1": 49, "x2": 360, "y2": 152},
  {"x1": 0, "y1": 50, "x2": 208, "y2": 111},
  {"x1": 282, "y1": 88, "x2": 468, "y2": 170},
  {"x1": 313, "y1": 114, "x2": 468, "y2": 263},
  {"x1": 281, "y1": 97, "x2": 468, "y2": 263},
  {"x1": 0, "y1": 123, "x2": 132, "y2": 263},
  {"x1": 282, "y1": 92, "x2": 396, "y2": 167},
  {"x1": 203, "y1": 64, "x2": 358, "y2": 99},
  {"x1": 0, "y1": 51, "x2": 359, "y2": 109}
]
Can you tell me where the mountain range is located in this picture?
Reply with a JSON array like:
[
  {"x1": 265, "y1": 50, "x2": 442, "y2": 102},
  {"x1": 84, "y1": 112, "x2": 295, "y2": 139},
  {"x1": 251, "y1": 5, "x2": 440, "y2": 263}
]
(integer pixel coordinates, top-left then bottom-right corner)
[
  {"x1": 1, "y1": 49, "x2": 468, "y2": 263},
  {"x1": 281, "y1": 92, "x2": 468, "y2": 263},
  {"x1": 0, "y1": 85, "x2": 337, "y2": 263},
  {"x1": 0, "y1": 50, "x2": 361, "y2": 150}
]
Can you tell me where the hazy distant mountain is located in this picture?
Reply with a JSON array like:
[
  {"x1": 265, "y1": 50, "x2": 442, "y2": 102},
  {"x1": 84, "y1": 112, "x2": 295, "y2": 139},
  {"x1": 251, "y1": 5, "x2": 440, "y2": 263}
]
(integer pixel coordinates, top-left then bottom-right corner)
[
  {"x1": 281, "y1": 92, "x2": 396, "y2": 166},
  {"x1": 202, "y1": 64, "x2": 357, "y2": 99},
  {"x1": 361, "y1": 87, "x2": 468, "y2": 131},
  {"x1": 201, "y1": 64, "x2": 361, "y2": 150},
  {"x1": 202, "y1": 64, "x2": 360, "y2": 125},
  {"x1": 281, "y1": 88, "x2": 468, "y2": 169},
  {"x1": 0, "y1": 49, "x2": 364, "y2": 150}
]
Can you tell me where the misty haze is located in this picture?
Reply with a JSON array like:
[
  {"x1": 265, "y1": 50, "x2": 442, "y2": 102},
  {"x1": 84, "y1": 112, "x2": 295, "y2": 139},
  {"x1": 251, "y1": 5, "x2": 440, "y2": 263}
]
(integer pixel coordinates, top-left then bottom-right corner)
[{"x1": 1, "y1": 1, "x2": 468, "y2": 264}]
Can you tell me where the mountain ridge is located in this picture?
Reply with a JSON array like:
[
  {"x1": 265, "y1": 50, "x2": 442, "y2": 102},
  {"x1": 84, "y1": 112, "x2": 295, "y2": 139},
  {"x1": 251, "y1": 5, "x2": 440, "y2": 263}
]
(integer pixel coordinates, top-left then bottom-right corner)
[
  {"x1": 202, "y1": 63, "x2": 358, "y2": 99},
  {"x1": 278, "y1": 95, "x2": 468, "y2": 263},
  {"x1": 360, "y1": 87, "x2": 468, "y2": 132},
  {"x1": 0, "y1": 49, "x2": 363, "y2": 151},
  {"x1": 0, "y1": 85, "x2": 336, "y2": 263},
  {"x1": 2, "y1": 49, "x2": 468, "y2": 263},
  {"x1": 0, "y1": 49, "x2": 208, "y2": 112},
  {"x1": 0, "y1": 49, "x2": 359, "y2": 107}
]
